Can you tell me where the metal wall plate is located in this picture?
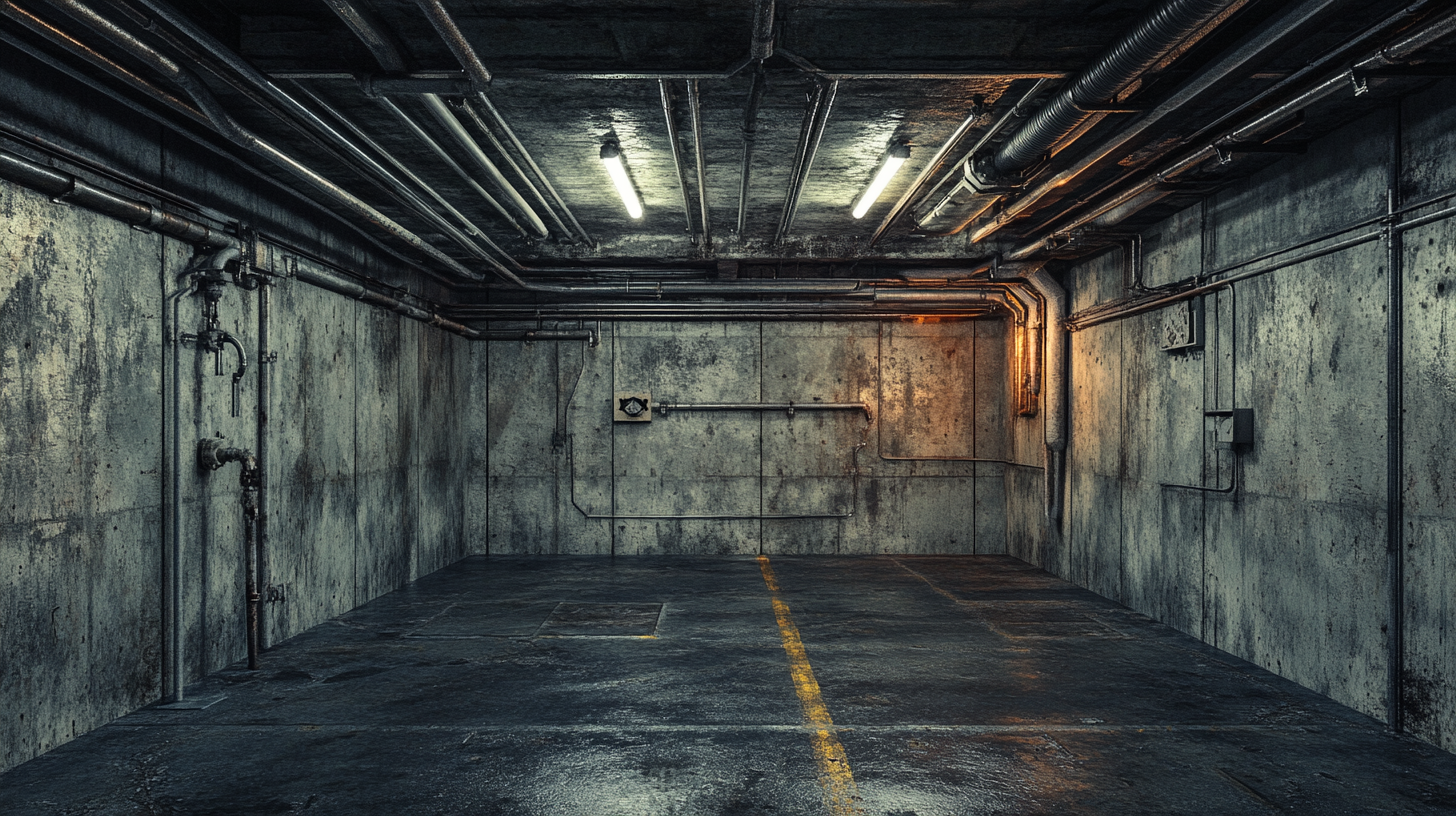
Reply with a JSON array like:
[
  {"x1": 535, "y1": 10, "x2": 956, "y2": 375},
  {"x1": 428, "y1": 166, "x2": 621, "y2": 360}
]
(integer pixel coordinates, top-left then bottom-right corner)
[{"x1": 614, "y1": 391, "x2": 652, "y2": 422}]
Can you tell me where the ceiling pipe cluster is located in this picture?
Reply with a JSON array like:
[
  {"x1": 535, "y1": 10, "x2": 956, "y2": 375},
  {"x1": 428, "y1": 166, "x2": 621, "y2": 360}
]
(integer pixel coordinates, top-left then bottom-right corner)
[
  {"x1": 916, "y1": 0, "x2": 1241, "y2": 234},
  {"x1": 969, "y1": 0, "x2": 1351, "y2": 244},
  {"x1": 409, "y1": 0, "x2": 593, "y2": 245},
  {"x1": 9, "y1": 0, "x2": 486, "y2": 282},
  {"x1": 1009, "y1": 0, "x2": 1456, "y2": 260}
]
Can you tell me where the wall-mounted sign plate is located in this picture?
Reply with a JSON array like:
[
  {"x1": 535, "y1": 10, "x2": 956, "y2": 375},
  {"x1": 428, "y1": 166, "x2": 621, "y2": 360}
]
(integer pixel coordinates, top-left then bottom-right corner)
[{"x1": 614, "y1": 391, "x2": 652, "y2": 422}]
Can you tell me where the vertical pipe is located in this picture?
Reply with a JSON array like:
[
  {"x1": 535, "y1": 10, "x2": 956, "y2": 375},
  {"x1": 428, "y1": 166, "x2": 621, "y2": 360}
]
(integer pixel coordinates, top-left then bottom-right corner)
[
  {"x1": 660, "y1": 80, "x2": 697, "y2": 244},
  {"x1": 243, "y1": 489, "x2": 259, "y2": 669},
  {"x1": 1386, "y1": 102, "x2": 1405, "y2": 733},
  {"x1": 738, "y1": 63, "x2": 767, "y2": 237},
  {"x1": 687, "y1": 80, "x2": 712, "y2": 248},
  {"x1": 256, "y1": 279, "x2": 271, "y2": 650},
  {"x1": 1025, "y1": 269, "x2": 1068, "y2": 521},
  {"x1": 163, "y1": 276, "x2": 193, "y2": 703}
]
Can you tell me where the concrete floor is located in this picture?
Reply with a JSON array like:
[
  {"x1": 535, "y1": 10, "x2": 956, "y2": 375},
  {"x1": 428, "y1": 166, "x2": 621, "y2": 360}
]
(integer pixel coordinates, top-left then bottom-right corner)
[{"x1": 3, "y1": 555, "x2": 1454, "y2": 815}]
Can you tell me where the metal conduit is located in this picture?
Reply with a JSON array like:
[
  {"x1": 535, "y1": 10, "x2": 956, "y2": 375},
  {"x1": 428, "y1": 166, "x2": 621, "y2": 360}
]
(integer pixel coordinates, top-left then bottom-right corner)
[
  {"x1": 656, "y1": 401, "x2": 871, "y2": 419},
  {"x1": 455, "y1": 100, "x2": 573, "y2": 239},
  {"x1": 1010, "y1": 1, "x2": 1456, "y2": 260},
  {"x1": 990, "y1": 0, "x2": 1237, "y2": 177},
  {"x1": 26, "y1": 0, "x2": 483, "y2": 281},
  {"x1": 776, "y1": 79, "x2": 837, "y2": 243},
  {"x1": 688, "y1": 80, "x2": 712, "y2": 248},
  {"x1": 115, "y1": 0, "x2": 522, "y2": 263},
  {"x1": 288, "y1": 83, "x2": 512, "y2": 259},
  {"x1": 912, "y1": 80, "x2": 1053, "y2": 232},
  {"x1": 969, "y1": 0, "x2": 1348, "y2": 243},
  {"x1": 660, "y1": 80, "x2": 698, "y2": 243},
  {"x1": 409, "y1": 0, "x2": 589, "y2": 243},
  {"x1": 419, "y1": 94, "x2": 548, "y2": 237},
  {"x1": 0, "y1": 146, "x2": 234, "y2": 247},
  {"x1": 375, "y1": 97, "x2": 527, "y2": 240},
  {"x1": 738, "y1": 62, "x2": 768, "y2": 237}
]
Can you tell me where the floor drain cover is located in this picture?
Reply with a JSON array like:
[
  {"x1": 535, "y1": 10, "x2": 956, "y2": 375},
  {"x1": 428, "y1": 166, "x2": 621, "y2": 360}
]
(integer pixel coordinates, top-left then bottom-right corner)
[{"x1": 537, "y1": 603, "x2": 663, "y2": 637}]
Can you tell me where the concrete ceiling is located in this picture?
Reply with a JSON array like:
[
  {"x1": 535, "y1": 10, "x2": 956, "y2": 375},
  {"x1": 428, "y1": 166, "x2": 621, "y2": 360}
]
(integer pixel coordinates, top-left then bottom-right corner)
[{"x1": 9, "y1": 0, "x2": 1455, "y2": 284}]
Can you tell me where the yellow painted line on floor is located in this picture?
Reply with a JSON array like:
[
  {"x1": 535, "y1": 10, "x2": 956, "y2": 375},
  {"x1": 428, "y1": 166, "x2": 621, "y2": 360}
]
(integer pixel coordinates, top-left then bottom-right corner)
[{"x1": 758, "y1": 555, "x2": 864, "y2": 816}]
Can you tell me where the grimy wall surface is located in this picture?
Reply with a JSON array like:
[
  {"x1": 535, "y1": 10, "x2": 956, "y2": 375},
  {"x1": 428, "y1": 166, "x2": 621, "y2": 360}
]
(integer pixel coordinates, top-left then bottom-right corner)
[
  {"x1": 1009, "y1": 80, "x2": 1456, "y2": 754},
  {"x1": 471, "y1": 318, "x2": 1030, "y2": 555},
  {"x1": 0, "y1": 50, "x2": 469, "y2": 773}
]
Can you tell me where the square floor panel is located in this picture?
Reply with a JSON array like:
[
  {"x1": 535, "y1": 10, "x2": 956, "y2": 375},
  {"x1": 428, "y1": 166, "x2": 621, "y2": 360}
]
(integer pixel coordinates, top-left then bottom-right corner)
[
  {"x1": 537, "y1": 602, "x2": 664, "y2": 637},
  {"x1": 405, "y1": 601, "x2": 560, "y2": 638}
]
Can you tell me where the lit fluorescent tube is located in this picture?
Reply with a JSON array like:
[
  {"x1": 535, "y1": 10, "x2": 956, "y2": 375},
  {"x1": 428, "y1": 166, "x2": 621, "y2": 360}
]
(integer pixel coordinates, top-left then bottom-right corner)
[
  {"x1": 852, "y1": 143, "x2": 911, "y2": 219},
  {"x1": 600, "y1": 142, "x2": 643, "y2": 219}
]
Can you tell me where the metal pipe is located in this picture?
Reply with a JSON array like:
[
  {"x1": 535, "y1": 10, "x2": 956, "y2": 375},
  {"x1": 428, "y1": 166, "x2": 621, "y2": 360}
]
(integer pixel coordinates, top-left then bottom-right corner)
[
  {"x1": 375, "y1": 96, "x2": 528, "y2": 240},
  {"x1": 454, "y1": 100, "x2": 572, "y2": 239},
  {"x1": 0, "y1": 23, "x2": 434, "y2": 278},
  {"x1": 320, "y1": 0, "x2": 407, "y2": 70},
  {"x1": 737, "y1": 62, "x2": 768, "y2": 237},
  {"x1": 776, "y1": 79, "x2": 838, "y2": 243},
  {"x1": 660, "y1": 80, "x2": 697, "y2": 243},
  {"x1": 412, "y1": 0, "x2": 490, "y2": 85},
  {"x1": 869, "y1": 97, "x2": 988, "y2": 245},
  {"x1": 474, "y1": 329, "x2": 596, "y2": 342},
  {"x1": 1385, "y1": 110, "x2": 1406, "y2": 732},
  {"x1": 408, "y1": 0, "x2": 590, "y2": 243},
  {"x1": 1023, "y1": 268, "x2": 1067, "y2": 521},
  {"x1": 913, "y1": 79, "x2": 1053, "y2": 231},
  {"x1": 1016, "y1": 1, "x2": 1456, "y2": 255},
  {"x1": 30, "y1": 0, "x2": 483, "y2": 281},
  {"x1": 163, "y1": 273, "x2": 195, "y2": 703},
  {"x1": 656, "y1": 401, "x2": 871, "y2": 420},
  {"x1": 255, "y1": 276, "x2": 271, "y2": 651},
  {"x1": 969, "y1": 0, "x2": 1348, "y2": 243},
  {"x1": 195, "y1": 439, "x2": 260, "y2": 669},
  {"x1": 288, "y1": 83, "x2": 515, "y2": 264},
  {"x1": 470, "y1": 92, "x2": 594, "y2": 245},
  {"x1": 687, "y1": 80, "x2": 712, "y2": 248},
  {"x1": 0, "y1": 148, "x2": 234, "y2": 247},
  {"x1": 749, "y1": 0, "x2": 775, "y2": 61},
  {"x1": 120, "y1": 0, "x2": 518, "y2": 265},
  {"x1": 419, "y1": 94, "x2": 548, "y2": 237},
  {"x1": 991, "y1": 0, "x2": 1238, "y2": 176}
]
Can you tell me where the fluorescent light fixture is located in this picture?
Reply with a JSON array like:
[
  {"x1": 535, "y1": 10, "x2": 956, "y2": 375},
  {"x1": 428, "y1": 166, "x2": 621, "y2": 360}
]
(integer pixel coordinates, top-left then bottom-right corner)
[
  {"x1": 600, "y1": 142, "x2": 643, "y2": 219},
  {"x1": 852, "y1": 143, "x2": 911, "y2": 219}
]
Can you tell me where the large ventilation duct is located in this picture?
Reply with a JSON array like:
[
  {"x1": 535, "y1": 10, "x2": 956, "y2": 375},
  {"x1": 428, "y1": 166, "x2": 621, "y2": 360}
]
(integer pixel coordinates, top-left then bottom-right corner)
[{"x1": 918, "y1": 0, "x2": 1239, "y2": 233}]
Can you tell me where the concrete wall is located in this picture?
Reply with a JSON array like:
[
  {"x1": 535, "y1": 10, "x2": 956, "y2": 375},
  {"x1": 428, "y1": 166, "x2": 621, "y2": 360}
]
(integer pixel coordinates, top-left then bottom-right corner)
[
  {"x1": 471, "y1": 318, "x2": 1023, "y2": 555},
  {"x1": 1009, "y1": 82, "x2": 1456, "y2": 754},
  {"x1": 0, "y1": 50, "x2": 469, "y2": 773}
]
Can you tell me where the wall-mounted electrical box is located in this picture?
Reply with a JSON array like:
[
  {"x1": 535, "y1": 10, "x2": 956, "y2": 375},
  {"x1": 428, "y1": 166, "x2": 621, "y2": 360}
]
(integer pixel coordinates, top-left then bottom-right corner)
[
  {"x1": 1161, "y1": 297, "x2": 1204, "y2": 352},
  {"x1": 1207, "y1": 408, "x2": 1253, "y2": 450},
  {"x1": 614, "y1": 391, "x2": 652, "y2": 422}
]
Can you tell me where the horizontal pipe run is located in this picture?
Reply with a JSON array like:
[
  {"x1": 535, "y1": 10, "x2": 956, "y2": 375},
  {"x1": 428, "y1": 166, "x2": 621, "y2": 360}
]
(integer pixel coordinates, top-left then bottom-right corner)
[
  {"x1": 656, "y1": 402, "x2": 872, "y2": 420},
  {"x1": 270, "y1": 69, "x2": 1073, "y2": 82},
  {"x1": 474, "y1": 330, "x2": 595, "y2": 342},
  {"x1": 583, "y1": 513, "x2": 853, "y2": 520},
  {"x1": 456, "y1": 309, "x2": 1001, "y2": 323},
  {"x1": 0, "y1": 147, "x2": 235, "y2": 247},
  {"x1": 359, "y1": 75, "x2": 473, "y2": 96}
]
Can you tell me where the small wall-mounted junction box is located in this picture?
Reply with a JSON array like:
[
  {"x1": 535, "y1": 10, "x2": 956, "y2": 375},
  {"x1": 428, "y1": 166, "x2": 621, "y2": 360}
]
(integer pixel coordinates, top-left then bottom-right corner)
[
  {"x1": 614, "y1": 391, "x2": 652, "y2": 422},
  {"x1": 1207, "y1": 408, "x2": 1253, "y2": 450},
  {"x1": 1161, "y1": 297, "x2": 1204, "y2": 352}
]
